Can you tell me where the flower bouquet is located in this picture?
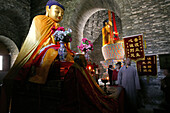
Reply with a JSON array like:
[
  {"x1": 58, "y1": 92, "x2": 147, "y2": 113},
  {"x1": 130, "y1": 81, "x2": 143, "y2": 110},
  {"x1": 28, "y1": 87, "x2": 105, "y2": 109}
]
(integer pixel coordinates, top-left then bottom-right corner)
[
  {"x1": 77, "y1": 38, "x2": 93, "y2": 53},
  {"x1": 52, "y1": 26, "x2": 72, "y2": 43}
]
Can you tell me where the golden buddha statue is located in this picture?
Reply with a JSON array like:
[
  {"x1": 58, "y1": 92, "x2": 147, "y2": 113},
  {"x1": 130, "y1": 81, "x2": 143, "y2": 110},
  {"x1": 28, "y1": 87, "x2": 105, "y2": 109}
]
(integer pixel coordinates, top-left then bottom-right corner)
[
  {"x1": 102, "y1": 19, "x2": 113, "y2": 46},
  {"x1": 4, "y1": 0, "x2": 66, "y2": 84},
  {"x1": 0, "y1": 1, "x2": 70, "y2": 112}
]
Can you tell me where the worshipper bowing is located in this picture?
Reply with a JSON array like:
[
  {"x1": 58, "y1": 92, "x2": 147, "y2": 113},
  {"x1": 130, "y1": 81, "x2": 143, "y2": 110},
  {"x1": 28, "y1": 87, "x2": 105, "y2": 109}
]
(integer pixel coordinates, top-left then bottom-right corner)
[
  {"x1": 117, "y1": 58, "x2": 141, "y2": 113},
  {"x1": 108, "y1": 65, "x2": 113, "y2": 86},
  {"x1": 112, "y1": 62, "x2": 121, "y2": 85}
]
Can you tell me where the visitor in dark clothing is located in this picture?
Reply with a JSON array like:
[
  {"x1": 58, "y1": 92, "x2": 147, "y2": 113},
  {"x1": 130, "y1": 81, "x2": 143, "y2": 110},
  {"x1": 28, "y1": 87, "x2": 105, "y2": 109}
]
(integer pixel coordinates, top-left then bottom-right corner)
[{"x1": 108, "y1": 65, "x2": 113, "y2": 86}]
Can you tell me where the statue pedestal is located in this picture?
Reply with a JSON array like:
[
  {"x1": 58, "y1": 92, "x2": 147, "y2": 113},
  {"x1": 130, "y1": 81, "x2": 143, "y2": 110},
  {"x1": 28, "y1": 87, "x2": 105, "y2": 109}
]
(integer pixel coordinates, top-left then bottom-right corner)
[{"x1": 102, "y1": 40, "x2": 124, "y2": 61}]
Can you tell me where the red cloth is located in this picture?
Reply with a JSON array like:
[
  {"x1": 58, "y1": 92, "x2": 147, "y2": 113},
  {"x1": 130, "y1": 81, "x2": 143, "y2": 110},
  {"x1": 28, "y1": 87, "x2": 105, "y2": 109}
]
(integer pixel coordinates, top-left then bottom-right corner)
[
  {"x1": 112, "y1": 69, "x2": 119, "y2": 81},
  {"x1": 15, "y1": 44, "x2": 75, "y2": 81},
  {"x1": 59, "y1": 64, "x2": 119, "y2": 113}
]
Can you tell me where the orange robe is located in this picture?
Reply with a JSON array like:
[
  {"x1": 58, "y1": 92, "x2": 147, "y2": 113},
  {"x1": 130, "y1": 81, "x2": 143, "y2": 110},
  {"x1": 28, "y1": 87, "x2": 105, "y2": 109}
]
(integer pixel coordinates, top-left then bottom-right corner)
[{"x1": 4, "y1": 15, "x2": 60, "y2": 83}]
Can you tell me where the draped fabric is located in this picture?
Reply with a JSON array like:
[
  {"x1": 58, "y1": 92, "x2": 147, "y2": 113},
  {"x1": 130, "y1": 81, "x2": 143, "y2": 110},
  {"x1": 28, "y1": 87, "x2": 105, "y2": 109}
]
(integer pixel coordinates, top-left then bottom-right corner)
[
  {"x1": 4, "y1": 15, "x2": 59, "y2": 82},
  {"x1": 28, "y1": 44, "x2": 74, "y2": 84},
  {"x1": 59, "y1": 63, "x2": 119, "y2": 113}
]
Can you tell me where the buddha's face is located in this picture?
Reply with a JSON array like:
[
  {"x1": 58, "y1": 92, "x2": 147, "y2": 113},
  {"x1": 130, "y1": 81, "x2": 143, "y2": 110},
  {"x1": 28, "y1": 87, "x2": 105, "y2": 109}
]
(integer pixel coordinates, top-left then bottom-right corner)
[{"x1": 47, "y1": 5, "x2": 64, "y2": 22}]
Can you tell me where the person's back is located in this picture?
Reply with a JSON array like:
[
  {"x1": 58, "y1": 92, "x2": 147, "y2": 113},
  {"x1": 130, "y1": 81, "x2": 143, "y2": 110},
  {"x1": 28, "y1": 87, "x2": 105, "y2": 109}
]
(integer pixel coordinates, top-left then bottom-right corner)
[{"x1": 108, "y1": 65, "x2": 113, "y2": 85}]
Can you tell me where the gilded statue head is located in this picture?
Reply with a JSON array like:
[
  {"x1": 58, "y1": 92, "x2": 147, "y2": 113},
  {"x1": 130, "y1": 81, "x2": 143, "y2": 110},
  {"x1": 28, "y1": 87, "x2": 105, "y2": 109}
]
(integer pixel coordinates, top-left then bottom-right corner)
[{"x1": 46, "y1": 0, "x2": 65, "y2": 22}]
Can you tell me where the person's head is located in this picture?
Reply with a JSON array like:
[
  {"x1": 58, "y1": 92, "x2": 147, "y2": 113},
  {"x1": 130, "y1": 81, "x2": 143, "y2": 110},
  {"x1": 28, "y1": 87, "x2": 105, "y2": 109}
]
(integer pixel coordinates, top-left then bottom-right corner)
[
  {"x1": 163, "y1": 68, "x2": 170, "y2": 76},
  {"x1": 125, "y1": 58, "x2": 131, "y2": 66},
  {"x1": 109, "y1": 65, "x2": 112, "y2": 68},
  {"x1": 74, "y1": 54, "x2": 87, "y2": 68},
  {"x1": 46, "y1": 0, "x2": 64, "y2": 22},
  {"x1": 116, "y1": 62, "x2": 121, "y2": 69}
]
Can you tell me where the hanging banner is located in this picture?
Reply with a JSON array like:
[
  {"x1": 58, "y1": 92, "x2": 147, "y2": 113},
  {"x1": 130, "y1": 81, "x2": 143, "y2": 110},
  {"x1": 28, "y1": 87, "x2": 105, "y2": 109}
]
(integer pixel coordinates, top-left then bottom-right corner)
[
  {"x1": 136, "y1": 55, "x2": 157, "y2": 76},
  {"x1": 123, "y1": 34, "x2": 145, "y2": 61}
]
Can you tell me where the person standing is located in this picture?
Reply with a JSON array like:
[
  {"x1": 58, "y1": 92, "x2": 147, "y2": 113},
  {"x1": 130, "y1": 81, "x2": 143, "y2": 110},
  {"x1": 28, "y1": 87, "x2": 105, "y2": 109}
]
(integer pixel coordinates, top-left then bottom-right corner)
[
  {"x1": 118, "y1": 58, "x2": 141, "y2": 113},
  {"x1": 161, "y1": 68, "x2": 170, "y2": 107},
  {"x1": 108, "y1": 65, "x2": 113, "y2": 86},
  {"x1": 112, "y1": 62, "x2": 121, "y2": 85}
]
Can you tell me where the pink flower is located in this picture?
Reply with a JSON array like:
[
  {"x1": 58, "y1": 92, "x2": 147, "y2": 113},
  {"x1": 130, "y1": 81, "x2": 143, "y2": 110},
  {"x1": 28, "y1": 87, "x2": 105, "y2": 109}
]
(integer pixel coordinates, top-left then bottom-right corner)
[
  {"x1": 82, "y1": 38, "x2": 87, "y2": 43},
  {"x1": 56, "y1": 27, "x2": 65, "y2": 31},
  {"x1": 77, "y1": 38, "x2": 94, "y2": 52}
]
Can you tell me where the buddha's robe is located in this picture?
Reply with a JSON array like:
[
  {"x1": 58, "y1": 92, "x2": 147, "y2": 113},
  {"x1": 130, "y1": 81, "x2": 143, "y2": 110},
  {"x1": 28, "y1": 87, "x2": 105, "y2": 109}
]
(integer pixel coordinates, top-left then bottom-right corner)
[
  {"x1": 4, "y1": 15, "x2": 60, "y2": 83},
  {"x1": 102, "y1": 24, "x2": 114, "y2": 46}
]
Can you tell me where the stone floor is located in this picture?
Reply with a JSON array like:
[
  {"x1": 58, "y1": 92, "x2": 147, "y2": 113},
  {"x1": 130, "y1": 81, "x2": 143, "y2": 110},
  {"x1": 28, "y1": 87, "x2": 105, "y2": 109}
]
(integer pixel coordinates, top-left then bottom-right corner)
[
  {"x1": 98, "y1": 78, "x2": 169, "y2": 113},
  {"x1": 138, "y1": 105, "x2": 155, "y2": 113}
]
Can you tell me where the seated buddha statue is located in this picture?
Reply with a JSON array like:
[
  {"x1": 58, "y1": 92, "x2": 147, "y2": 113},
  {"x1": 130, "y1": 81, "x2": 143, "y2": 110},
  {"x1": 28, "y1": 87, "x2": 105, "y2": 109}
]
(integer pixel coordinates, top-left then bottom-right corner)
[
  {"x1": 5, "y1": 0, "x2": 70, "y2": 84},
  {"x1": 0, "y1": 1, "x2": 71, "y2": 112}
]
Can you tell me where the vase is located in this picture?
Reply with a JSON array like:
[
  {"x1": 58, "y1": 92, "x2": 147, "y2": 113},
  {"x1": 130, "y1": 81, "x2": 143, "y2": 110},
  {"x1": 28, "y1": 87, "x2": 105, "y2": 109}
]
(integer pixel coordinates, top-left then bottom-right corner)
[{"x1": 58, "y1": 41, "x2": 67, "y2": 62}]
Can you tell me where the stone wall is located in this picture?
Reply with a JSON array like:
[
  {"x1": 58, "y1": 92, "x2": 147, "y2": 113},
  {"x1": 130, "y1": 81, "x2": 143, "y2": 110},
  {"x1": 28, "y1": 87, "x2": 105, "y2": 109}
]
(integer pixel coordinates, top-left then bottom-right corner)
[
  {"x1": 120, "y1": 0, "x2": 170, "y2": 106},
  {"x1": 0, "y1": 0, "x2": 31, "y2": 49}
]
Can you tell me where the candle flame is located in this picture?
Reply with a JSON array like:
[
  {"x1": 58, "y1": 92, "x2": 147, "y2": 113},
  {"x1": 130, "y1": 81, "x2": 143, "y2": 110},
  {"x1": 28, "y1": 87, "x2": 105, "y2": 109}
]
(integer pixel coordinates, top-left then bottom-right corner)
[{"x1": 106, "y1": 77, "x2": 109, "y2": 80}]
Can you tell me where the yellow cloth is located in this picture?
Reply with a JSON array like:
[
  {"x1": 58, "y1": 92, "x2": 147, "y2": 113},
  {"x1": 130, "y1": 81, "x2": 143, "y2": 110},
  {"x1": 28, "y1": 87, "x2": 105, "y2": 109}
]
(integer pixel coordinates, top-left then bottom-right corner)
[
  {"x1": 29, "y1": 48, "x2": 58, "y2": 84},
  {"x1": 4, "y1": 15, "x2": 59, "y2": 82}
]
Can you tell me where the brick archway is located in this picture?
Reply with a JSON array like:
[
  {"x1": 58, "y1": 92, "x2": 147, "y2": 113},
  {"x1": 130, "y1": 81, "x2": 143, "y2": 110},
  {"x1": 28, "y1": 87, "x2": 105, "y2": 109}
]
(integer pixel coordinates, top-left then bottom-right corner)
[
  {"x1": 0, "y1": 35, "x2": 19, "y2": 67},
  {"x1": 69, "y1": 0, "x2": 122, "y2": 51}
]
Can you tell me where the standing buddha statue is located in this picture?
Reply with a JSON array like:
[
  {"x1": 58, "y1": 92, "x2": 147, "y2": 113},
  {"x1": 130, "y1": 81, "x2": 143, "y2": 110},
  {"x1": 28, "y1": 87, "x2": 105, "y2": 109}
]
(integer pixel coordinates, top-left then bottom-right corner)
[{"x1": 102, "y1": 19, "x2": 113, "y2": 46}]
